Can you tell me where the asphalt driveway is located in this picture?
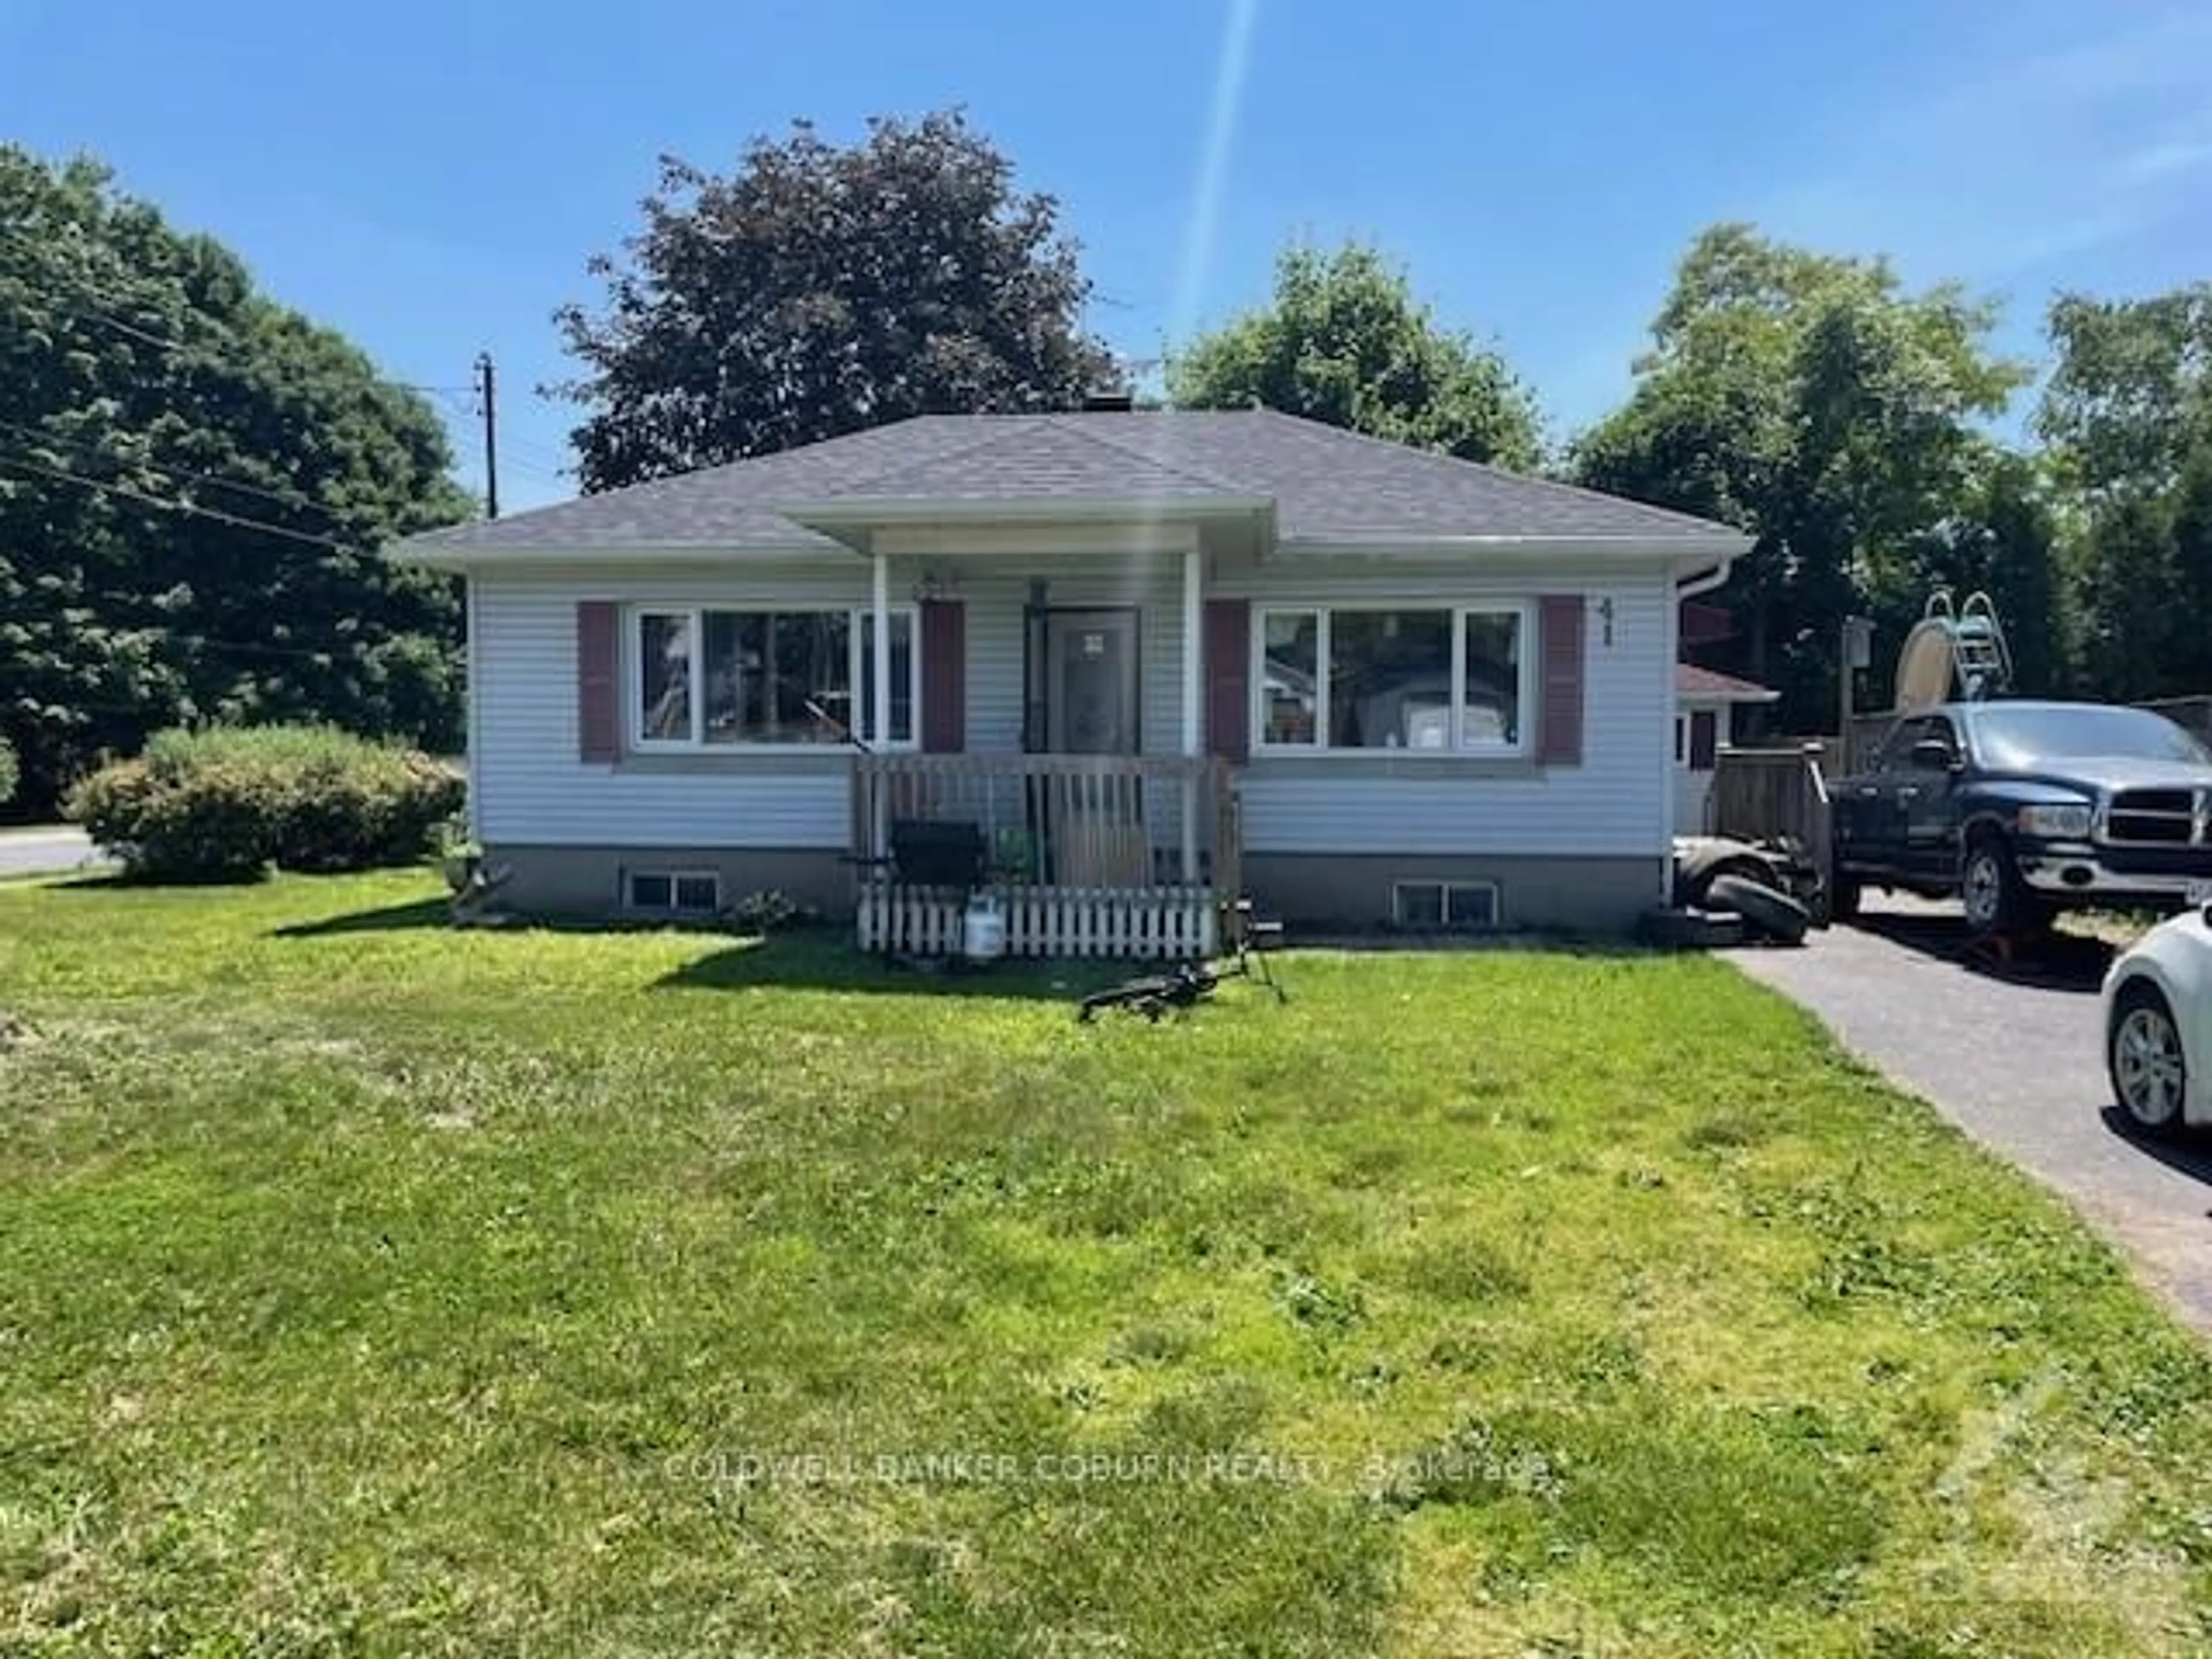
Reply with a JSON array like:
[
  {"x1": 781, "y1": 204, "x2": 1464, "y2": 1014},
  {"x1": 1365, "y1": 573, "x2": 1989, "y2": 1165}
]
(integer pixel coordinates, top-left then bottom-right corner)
[{"x1": 1728, "y1": 895, "x2": 2212, "y2": 1334}]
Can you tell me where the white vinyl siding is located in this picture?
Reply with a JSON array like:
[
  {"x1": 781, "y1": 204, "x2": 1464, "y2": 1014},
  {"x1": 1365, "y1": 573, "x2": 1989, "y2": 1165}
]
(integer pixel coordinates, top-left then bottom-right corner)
[
  {"x1": 467, "y1": 557, "x2": 1673, "y2": 863},
  {"x1": 1213, "y1": 564, "x2": 1671, "y2": 859},
  {"x1": 472, "y1": 566, "x2": 872, "y2": 849}
]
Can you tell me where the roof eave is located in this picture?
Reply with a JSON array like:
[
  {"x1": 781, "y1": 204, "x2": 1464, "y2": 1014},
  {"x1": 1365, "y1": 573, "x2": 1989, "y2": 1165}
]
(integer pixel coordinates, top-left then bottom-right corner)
[
  {"x1": 1277, "y1": 532, "x2": 1754, "y2": 561},
  {"x1": 387, "y1": 539, "x2": 838, "y2": 572}
]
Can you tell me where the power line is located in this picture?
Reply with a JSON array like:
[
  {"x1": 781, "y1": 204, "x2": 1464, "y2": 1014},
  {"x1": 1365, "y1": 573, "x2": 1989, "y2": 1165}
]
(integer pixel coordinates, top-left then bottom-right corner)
[
  {"x1": 0, "y1": 416, "x2": 350, "y2": 528},
  {"x1": 0, "y1": 447, "x2": 364, "y2": 555},
  {"x1": 2, "y1": 228, "x2": 474, "y2": 402},
  {"x1": 501, "y1": 438, "x2": 573, "y2": 479}
]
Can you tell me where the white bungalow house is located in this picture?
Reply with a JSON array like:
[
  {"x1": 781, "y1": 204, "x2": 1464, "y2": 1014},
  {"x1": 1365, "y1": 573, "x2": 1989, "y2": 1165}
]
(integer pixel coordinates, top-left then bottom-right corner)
[{"x1": 394, "y1": 410, "x2": 1751, "y2": 953}]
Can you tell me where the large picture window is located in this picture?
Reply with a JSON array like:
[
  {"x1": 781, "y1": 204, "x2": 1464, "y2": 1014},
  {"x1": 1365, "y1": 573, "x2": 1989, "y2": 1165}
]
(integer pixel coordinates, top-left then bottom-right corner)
[
  {"x1": 1252, "y1": 604, "x2": 1531, "y2": 755},
  {"x1": 631, "y1": 606, "x2": 916, "y2": 749}
]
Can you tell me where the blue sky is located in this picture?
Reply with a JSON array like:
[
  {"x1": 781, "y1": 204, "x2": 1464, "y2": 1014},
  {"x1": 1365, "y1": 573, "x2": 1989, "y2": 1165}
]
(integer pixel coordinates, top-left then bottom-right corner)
[{"x1": 6, "y1": 0, "x2": 2212, "y2": 511}]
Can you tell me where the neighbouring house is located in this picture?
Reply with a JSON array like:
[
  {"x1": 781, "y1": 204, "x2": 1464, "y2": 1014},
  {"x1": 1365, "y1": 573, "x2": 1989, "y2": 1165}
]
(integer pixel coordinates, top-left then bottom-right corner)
[
  {"x1": 1675, "y1": 662, "x2": 1781, "y2": 834},
  {"x1": 394, "y1": 410, "x2": 1751, "y2": 953}
]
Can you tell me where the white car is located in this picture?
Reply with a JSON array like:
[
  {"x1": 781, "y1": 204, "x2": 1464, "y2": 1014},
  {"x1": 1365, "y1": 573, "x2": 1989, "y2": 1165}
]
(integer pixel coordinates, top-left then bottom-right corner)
[{"x1": 2103, "y1": 901, "x2": 2212, "y2": 1133}]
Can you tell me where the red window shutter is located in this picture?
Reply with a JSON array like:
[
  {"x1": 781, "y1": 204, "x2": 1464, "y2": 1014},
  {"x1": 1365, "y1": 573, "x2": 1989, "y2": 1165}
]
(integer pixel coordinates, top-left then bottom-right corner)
[
  {"x1": 1688, "y1": 709, "x2": 1718, "y2": 771},
  {"x1": 577, "y1": 600, "x2": 620, "y2": 763},
  {"x1": 921, "y1": 599, "x2": 965, "y2": 753},
  {"x1": 1536, "y1": 595, "x2": 1585, "y2": 766},
  {"x1": 1203, "y1": 599, "x2": 1250, "y2": 763}
]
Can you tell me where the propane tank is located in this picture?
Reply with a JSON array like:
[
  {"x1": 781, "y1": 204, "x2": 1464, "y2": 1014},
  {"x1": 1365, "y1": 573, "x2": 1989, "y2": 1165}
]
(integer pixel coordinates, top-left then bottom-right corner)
[{"x1": 962, "y1": 892, "x2": 1007, "y2": 963}]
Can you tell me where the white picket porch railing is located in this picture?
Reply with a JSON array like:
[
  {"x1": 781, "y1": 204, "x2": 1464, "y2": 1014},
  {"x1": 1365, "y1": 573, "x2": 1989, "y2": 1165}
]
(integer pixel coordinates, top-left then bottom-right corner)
[
  {"x1": 849, "y1": 752, "x2": 1238, "y2": 959},
  {"x1": 856, "y1": 882, "x2": 1217, "y2": 959}
]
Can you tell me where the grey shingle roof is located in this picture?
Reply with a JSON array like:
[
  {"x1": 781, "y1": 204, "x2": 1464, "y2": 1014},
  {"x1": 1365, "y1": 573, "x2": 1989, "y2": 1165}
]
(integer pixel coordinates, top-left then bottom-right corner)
[
  {"x1": 816, "y1": 414, "x2": 1248, "y2": 504},
  {"x1": 403, "y1": 410, "x2": 1741, "y2": 556}
]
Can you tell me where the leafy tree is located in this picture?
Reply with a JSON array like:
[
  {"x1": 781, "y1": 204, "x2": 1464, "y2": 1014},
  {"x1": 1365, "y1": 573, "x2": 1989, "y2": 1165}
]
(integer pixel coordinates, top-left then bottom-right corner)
[
  {"x1": 0, "y1": 147, "x2": 469, "y2": 815},
  {"x1": 1573, "y1": 224, "x2": 2029, "y2": 727},
  {"x1": 2074, "y1": 494, "x2": 2178, "y2": 702},
  {"x1": 554, "y1": 112, "x2": 1117, "y2": 490},
  {"x1": 2169, "y1": 441, "x2": 2212, "y2": 694},
  {"x1": 2040, "y1": 288, "x2": 2212, "y2": 699},
  {"x1": 1864, "y1": 449, "x2": 2077, "y2": 704},
  {"x1": 2039, "y1": 286, "x2": 2212, "y2": 499},
  {"x1": 1962, "y1": 455, "x2": 2070, "y2": 696},
  {"x1": 1168, "y1": 243, "x2": 1543, "y2": 470}
]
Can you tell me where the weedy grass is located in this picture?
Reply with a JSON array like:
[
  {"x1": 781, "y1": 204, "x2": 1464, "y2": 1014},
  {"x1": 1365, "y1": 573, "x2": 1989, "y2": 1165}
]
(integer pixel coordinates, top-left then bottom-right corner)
[{"x1": 2, "y1": 871, "x2": 2209, "y2": 1655}]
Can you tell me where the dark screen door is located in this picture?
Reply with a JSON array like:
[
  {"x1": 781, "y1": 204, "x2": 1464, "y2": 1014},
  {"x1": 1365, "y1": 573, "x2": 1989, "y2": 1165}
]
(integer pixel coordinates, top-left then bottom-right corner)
[{"x1": 1045, "y1": 611, "x2": 1138, "y2": 755}]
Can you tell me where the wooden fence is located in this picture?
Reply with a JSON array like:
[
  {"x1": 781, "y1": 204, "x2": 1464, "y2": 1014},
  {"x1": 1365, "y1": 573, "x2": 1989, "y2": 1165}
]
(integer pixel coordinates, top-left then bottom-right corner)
[{"x1": 1708, "y1": 742, "x2": 1834, "y2": 877}]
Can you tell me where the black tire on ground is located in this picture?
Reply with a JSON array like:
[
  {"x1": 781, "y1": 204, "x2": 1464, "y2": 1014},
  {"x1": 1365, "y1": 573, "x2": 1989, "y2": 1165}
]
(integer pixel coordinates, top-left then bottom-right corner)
[
  {"x1": 1827, "y1": 866, "x2": 1862, "y2": 925},
  {"x1": 1959, "y1": 832, "x2": 2046, "y2": 942},
  {"x1": 1706, "y1": 872, "x2": 1812, "y2": 946},
  {"x1": 2108, "y1": 979, "x2": 2188, "y2": 1135}
]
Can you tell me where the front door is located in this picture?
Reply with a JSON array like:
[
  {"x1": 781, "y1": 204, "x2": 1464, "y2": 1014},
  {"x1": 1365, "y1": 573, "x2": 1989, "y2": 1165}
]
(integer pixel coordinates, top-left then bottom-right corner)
[{"x1": 1045, "y1": 610, "x2": 1139, "y2": 755}]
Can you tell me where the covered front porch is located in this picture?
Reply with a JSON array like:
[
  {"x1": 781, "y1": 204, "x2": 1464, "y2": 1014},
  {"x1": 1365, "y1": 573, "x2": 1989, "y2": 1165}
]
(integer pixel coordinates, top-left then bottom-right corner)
[
  {"x1": 843, "y1": 527, "x2": 1247, "y2": 956},
  {"x1": 802, "y1": 495, "x2": 1255, "y2": 958}
]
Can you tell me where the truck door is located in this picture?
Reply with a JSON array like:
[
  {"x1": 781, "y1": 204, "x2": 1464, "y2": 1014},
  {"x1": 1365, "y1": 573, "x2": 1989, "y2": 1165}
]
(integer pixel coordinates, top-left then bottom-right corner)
[
  {"x1": 1897, "y1": 714, "x2": 1965, "y2": 878},
  {"x1": 1837, "y1": 722, "x2": 1911, "y2": 870}
]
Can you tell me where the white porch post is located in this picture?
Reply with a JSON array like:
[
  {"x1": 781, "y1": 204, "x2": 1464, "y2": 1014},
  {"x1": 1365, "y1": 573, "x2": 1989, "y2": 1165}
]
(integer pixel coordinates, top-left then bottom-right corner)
[
  {"x1": 872, "y1": 550, "x2": 892, "y2": 857},
  {"x1": 1180, "y1": 546, "x2": 1202, "y2": 887}
]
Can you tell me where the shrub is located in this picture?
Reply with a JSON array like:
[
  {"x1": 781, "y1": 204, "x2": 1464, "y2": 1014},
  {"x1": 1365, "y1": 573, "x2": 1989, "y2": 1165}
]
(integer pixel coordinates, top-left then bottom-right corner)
[
  {"x1": 724, "y1": 888, "x2": 822, "y2": 934},
  {"x1": 66, "y1": 725, "x2": 463, "y2": 883},
  {"x1": 0, "y1": 734, "x2": 16, "y2": 807}
]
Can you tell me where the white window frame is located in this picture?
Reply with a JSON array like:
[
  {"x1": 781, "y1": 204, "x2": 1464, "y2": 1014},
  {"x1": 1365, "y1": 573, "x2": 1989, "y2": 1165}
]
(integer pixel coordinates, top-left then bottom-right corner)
[
  {"x1": 626, "y1": 603, "x2": 921, "y2": 753},
  {"x1": 626, "y1": 868, "x2": 723, "y2": 914},
  {"x1": 1392, "y1": 878, "x2": 1502, "y2": 931},
  {"x1": 1251, "y1": 601, "x2": 1536, "y2": 757}
]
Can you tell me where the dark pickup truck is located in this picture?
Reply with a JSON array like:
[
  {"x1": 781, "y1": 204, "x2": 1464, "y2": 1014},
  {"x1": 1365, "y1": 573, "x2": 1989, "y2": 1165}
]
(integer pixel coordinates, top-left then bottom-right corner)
[{"x1": 1831, "y1": 700, "x2": 2212, "y2": 937}]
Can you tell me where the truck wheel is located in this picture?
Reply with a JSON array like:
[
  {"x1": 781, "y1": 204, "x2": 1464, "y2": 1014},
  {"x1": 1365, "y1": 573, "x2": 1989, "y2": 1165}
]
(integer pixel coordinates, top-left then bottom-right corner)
[
  {"x1": 1960, "y1": 834, "x2": 2040, "y2": 941},
  {"x1": 1706, "y1": 872, "x2": 1811, "y2": 946}
]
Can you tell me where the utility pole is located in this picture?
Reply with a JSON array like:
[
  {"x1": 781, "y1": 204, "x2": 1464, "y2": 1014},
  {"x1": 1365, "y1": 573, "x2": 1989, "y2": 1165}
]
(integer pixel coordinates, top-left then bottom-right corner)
[{"x1": 475, "y1": 351, "x2": 499, "y2": 520}]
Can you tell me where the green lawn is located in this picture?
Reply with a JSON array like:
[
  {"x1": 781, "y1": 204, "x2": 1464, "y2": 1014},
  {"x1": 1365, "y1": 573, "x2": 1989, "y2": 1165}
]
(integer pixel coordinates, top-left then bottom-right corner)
[{"x1": 3, "y1": 872, "x2": 2210, "y2": 1656}]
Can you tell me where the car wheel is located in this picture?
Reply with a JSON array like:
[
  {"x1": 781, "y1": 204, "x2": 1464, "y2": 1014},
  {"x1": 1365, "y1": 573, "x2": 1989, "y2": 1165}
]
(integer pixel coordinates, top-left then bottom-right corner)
[
  {"x1": 1960, "y1": 835, "x2": 2037, "y2": 941},
  {"x1": 2109, "y1": 981, "x2": 2188, "y2": 1134},
  {"x1": 1706, "y1": 872, "x2": 1811, "y2": 946}
]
